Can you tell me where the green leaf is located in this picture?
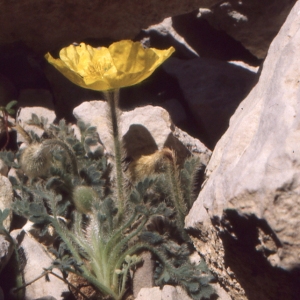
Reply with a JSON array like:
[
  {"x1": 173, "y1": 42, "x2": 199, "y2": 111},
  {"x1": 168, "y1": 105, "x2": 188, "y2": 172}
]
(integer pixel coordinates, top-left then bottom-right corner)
[
  {"x1": 129, "y1": 190, "x2": 141, "y2": 204},
  {"x1": 77, "y1": 120, "x2": 87, "y2": 133},
  {"x1": 186, "y1": 281, "x2": 200, "y2": 293},
  {"x1": 5, "y1": 100, "x2": 18, "y2": 111},
  {"x1": 135, "y1": 205, "x2": 149, "y2": 215},
  {"x1": 86, "y1": 126, "x2": 97, "y2": 134},
  {"x1": 6, "y1": 108, "x2": 15, "y2": 115},
  {"x1": 196, "y1": 284, "x2": 216, "y2": 300},
  {"x1": 0, "y1": 208, "x2": 10, "y2": 223},
  {"x1": 139, "y1": 231, "x2": 164, "y2": 244},
  {"x1": 85, "y1": 137, "x2": 98, "y2": 146},
  {"x1": 30, "y1": 113, "x2": 41, "y2": 124}
]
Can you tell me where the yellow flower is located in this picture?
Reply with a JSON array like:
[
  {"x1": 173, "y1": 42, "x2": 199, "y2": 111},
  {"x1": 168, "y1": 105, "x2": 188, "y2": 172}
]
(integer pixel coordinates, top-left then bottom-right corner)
[{"x1": 45, "y1": 40, "x2": 175, "y2": 91}]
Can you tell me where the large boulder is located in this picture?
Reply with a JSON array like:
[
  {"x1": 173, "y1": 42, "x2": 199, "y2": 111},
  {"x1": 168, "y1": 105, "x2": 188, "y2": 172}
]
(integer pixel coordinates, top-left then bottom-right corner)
[
  {"x1": 10, "y1": 230, "x2": 69, "y2": 300},
  {"x1": 0, "y1": 0, "x2": 220, "y2": 53},
  {"x1": 163, "y1": 57, "x2": 258, "y2": 148},
  {"x1": 186, "y1": 1, "x2": 300, "y2": 299},
  {"x1": 0, "y1": 175, "x2": 13, "y2": 231},
  {"x1": 201, "y1": 0, "x2": 297, "y2": 59}
]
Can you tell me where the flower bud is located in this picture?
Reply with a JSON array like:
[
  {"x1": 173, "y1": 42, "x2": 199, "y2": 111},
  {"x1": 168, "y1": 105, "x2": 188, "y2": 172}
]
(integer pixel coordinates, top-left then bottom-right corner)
[
  {"x1": 20, "y1": 144, "x2": 51, "y2": 178},
  {"x1": 73, "y1": 186, "x2": 97, "y2": 214}
]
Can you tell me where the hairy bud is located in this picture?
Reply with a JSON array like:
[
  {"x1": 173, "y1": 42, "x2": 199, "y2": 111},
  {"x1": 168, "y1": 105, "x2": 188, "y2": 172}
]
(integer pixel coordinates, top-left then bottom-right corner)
[
  {"x1": 128, "y1": 148, "x2": 174, "y2": 181},
  {"x1": 20, "y1": 144, "x2": 52, "y2": 178},
  {"x1": 73, "y1": 186, "x2": 97, "y2": 214}
]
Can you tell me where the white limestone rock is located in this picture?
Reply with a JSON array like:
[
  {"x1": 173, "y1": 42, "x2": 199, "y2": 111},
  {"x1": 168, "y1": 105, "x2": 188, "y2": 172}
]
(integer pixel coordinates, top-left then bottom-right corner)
[
  {"x1": 135, "y1": 285, "x2": 192, "y2": 300},
  {"x1": 0, "y1": 234, "x2": 13, "y2": 274},
  {"x1": 186, "y1": 2, "x2": 300, "y2": 299},
  {"x1": 10, "y1": 230, "x2": 69, "y2": 300},
  {"x1": 0, "y1": 175, "x2": 13, "y2": 231},
  {"x1": 16, "y1": 106, "x2": 56, "y2": 143}
]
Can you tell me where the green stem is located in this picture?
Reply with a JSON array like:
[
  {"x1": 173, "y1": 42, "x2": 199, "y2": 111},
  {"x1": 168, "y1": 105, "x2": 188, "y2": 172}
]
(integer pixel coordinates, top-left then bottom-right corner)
[
  {"x1": 102, "y1": 209, "x2": 138, "y2": 283},
  {"x1": 103, "y1": 209, "x2": 137, "y2": 262},
  {"x1": 109, "y1": 216, "x2": 148, "y2": 292},
  {"x1": 104, "y1": 89, "x2": 125, "y2": 224}
]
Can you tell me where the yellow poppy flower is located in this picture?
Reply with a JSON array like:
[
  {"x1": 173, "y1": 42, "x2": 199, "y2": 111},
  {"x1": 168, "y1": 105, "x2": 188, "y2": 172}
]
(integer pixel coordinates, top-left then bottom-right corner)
[{"x1": 45, "y1": 40, "x2": 175, "y2": 91}]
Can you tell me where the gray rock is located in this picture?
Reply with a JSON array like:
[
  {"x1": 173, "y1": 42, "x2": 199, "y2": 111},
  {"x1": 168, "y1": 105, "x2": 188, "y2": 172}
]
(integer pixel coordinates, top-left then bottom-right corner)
[
  {"x1": 186, "y1": 2, "x2": 300, "y2": 299},
  {"x1": 160, "y1": 99, "x2": 188, "y2": 125},
  {"x1": 0, "y1": 159, "x2": 9, "y2": 177},
  {"x1": 16, "y1": 103, "x2": 56, "y2": 143},
  {"x1": 132, "y1": 251, "x2": 154, "y2": 298},
  {"x1": 201, "y1": 0, "x2": 297, "y2": 59},
  {"x1": 144, "y1": 17, "x2": 199, "y2": 58},
  {"x1": 135, "y1": 286, "x2": 161, "y2": 300},
  {"x1": 135, "y1": 285, "x2": 192, "y2": 300},
  {"x1": 0, "y1": 234, "x2": 13, "y2": 274},
  {"x1": 11, "y1": 229, "x2": 69, "y2": 300},
  {"x1": 164, "y1": 57, "x2": 258, "y2": 148},
  {"x1": 0, "y1": 175, "x2": 13, "y2": 231},
  {"x1": 0, "y1": 0, "x2": 220, "y2": 53}
]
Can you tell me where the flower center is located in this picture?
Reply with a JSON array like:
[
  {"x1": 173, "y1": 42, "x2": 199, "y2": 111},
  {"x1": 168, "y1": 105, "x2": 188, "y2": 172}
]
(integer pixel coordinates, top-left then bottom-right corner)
[{"x1": 88, "y1": 59, "x2": 113, "y2": 77}]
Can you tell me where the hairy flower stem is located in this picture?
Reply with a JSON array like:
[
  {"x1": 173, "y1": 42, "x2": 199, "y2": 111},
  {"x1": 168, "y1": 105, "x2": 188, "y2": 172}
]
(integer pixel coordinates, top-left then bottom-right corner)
[
  {"x1": 166, "y1": 160, "x2": 188, "y2": 233},
  {"x1": 104, "y1": 89, "x2": 125, "y2": 224}
]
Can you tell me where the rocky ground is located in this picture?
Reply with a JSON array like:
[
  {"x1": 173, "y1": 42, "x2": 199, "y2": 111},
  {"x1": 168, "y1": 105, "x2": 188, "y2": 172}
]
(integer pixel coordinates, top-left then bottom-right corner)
[{"x1": 0, "y1": 1, "x2": 300, "y2": 299}]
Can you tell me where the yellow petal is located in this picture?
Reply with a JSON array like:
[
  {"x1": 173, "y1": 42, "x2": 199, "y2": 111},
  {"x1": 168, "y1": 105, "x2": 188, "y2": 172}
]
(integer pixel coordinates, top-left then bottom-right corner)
[
  {"x1": 109, "y1": 40, "x2": 175, "y2": 88},
  {"x1": 59, "y1": 43, "x2": 92, "y2": 77},
  {"x1": 149, "y1": 47, "x2": 175, "y2": 71},
  {"x1": 109, "y1": 40, "x2": 157, "y2": 74},
  {"x1": 45, "y1": 52, "x2": 88, "y2": 89}
]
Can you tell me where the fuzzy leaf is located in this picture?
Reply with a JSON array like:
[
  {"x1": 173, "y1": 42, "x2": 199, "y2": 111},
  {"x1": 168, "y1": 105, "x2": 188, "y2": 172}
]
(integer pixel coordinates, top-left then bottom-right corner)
[
  {"x1": 0, "y1": 208, "x2": 10, "y2": 229},
  {"x1": 185, "y1": 281, "x2": 200, "y2": 293},
  {"x1": 29, "y1": 113, "x2": 41, "y2": 125},
  {"x1": 195, "y1": 284, "x2": 216, "y2": 300},
  {"x1": 0, "y1": 151, "x2": 17, "y2": 168},
  {"x1": 129, "y1": 190, "x2": 141, "y2": 204},
  {"x1": 135, "y1": 205, "x2": 149, "y2": 215},
  {"x1": 139, "y1": 231, "x2": 164, "y2": 244},
  {"x1": 85, "y1": 137, "x2": 98, "y2": 146},
  {"x1": 0, "y1": 208, "x2": 10, "y2": 221},
  {"x1": 150, "y1": 202, "x2": 174, "y2": 217},
  {"x1": 56, "y1": 200, "x2": 71, "y2": 216},
  {"x1": 77, "y1": 120, "x2": 88, "y2": 134}
]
